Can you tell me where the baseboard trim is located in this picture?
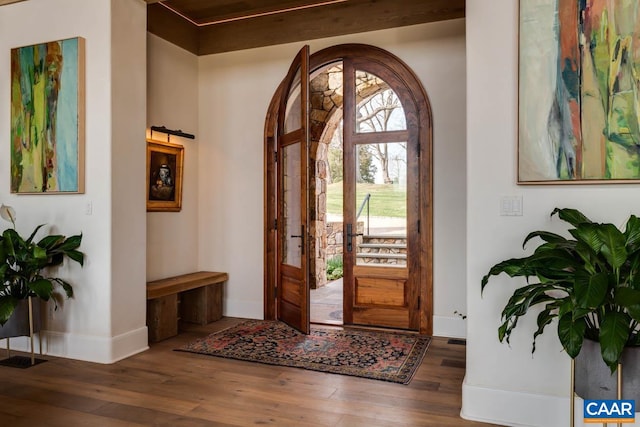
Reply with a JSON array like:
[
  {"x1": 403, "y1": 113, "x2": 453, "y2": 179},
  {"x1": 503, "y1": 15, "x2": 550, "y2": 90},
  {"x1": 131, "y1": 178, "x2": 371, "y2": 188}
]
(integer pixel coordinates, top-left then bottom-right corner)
[
  {"x1": 224, "y1": 299, "x2": 263, "y2": 320},
  {"x1": 461, "y1": 377, "x2": 570, "y2": 427},
  {"x1": 0, "y1": 326, "x2": 149, "y2": 364},
  {"x1": 433, "y1": 315, "x2": 466, "y2": 338}
]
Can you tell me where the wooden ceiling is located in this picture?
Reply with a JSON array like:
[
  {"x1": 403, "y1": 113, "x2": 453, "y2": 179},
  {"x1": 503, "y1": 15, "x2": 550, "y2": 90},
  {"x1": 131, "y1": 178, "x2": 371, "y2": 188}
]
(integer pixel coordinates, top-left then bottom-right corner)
[{"x1": 147, "y1": 0, "x2": 465, "y2": 56}]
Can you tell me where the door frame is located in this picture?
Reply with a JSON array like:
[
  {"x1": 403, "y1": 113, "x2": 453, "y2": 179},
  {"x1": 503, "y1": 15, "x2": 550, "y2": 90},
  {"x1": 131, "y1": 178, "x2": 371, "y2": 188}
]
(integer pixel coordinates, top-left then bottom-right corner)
[{"x1": 264, "y1": 44, "x2": 434, "y2": 335}]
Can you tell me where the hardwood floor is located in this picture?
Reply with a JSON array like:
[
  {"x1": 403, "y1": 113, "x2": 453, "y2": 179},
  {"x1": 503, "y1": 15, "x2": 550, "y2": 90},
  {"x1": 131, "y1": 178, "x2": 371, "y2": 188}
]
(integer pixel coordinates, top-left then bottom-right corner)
[{"x1": 0, "y1": 318, "x2": 495, "y2": 426}]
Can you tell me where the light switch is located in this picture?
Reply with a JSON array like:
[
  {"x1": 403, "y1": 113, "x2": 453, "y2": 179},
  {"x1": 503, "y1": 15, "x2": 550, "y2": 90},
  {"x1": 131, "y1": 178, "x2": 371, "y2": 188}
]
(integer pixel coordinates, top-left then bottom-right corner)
[{"x1": 500, "y1": 196, "x2": 523, "y2": 216}]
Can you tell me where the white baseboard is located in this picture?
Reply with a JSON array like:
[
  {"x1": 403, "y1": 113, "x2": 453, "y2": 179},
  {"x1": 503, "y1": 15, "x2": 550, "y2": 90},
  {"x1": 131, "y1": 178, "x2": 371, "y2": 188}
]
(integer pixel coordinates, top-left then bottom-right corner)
[
  {"x1": 461, "y1": 378, "x2": 640, "y2": 427},
  {"x1": 461, "y1": 377, "x2": 569, "y2": 427},
  {"x1": 224, "y1": 299, "x2": 264, "y2": 320},
  {"x1": 433, "y1": 315, "x2": 466, "y2": 338},
  {"x1": 0, "y1": 326, "x2": 149, "y2": 364}
]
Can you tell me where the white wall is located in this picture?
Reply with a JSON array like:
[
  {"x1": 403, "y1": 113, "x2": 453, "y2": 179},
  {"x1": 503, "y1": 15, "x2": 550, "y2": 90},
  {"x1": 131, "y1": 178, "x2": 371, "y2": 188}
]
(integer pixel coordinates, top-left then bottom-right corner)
[
  {"x1": 463, "y1": 2, "x2": 640, "y2": 426},
  {"x1": 146, "y1": 34, "x2": 199, "y2": 281},
  {"x1": 110, "y1": 0, "x2": 148, "y2": 358},
  {"x1": 0, "y1": 0, "x2": 148, "y2": 363},
  {"x1": 196, "y1": 19, "x2": 467, "y2": 335}
]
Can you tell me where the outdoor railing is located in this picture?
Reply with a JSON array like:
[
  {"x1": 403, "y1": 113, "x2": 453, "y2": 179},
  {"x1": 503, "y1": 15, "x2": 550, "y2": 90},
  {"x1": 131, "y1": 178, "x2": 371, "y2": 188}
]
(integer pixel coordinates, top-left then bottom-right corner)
[{"x1": 356, "y1": 193, "x2": 371, "y2": 235}]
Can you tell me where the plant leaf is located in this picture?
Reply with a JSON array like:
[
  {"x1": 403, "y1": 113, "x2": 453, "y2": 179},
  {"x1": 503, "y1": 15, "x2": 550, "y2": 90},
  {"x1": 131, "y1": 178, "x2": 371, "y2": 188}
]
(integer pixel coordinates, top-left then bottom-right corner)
[
  {"x1": 625, "y1": 215, "x2": 640, "y2": 251},
  {"x1": 569, "y1": 224, "x2": 603, "y2": 254},
  {"x1": 0, "y1": 296, "x2": 18, "y2": 326},
  {"x1": 628, "y1": 252, "x2": 640, "y2": 290},
  {"x1": 481, "y1": 257, "x2": 532, "y2": 292},
  {"x1": 37, "y1": 235, "x2": 65, "y2": 250},
  {"x1": 614, "y1": 287, "x2": 640, "y2": 307},
  {"x1": 49, "y1": 253, "x2": 64, "y2": 267},
  {"x1": 27, "y1": 279, "x2": 54, "y2": 300},
  {"x1": 599, "y1": 311, "x2": 631, "y2": 372},
  {"x1": 597, "y1": 224, "x2": 628, "y2": 270},
  {"x1": 558, "y1": 312, "x2": 586, "y2": 358},
  {"x1": 56, "y1": 234, "x2": 83, "y2": 251},
  {"x1": 25, "y1": 224, "x2": 45, "y2": 244},
  {"x1": 3, "y1": 229, "x2": 20, "y2": 257},
  {"x1": 627, "y1": 304, "x2": 640, "y2": 323},
  {"x1": 52, "y1": 278, "x2": 74, "y2": 298},
  {"x1": 574, "y1": 271, "x2": 608, "y2": 309},
  {"x1": 551, "y1": 208, "x2": 592, "y2": 227},
  {"x1": 32, "y1": 245, "x2": 47, "y2": 260},
  {"x1": 65, "y1": 250, "x2": 84, "y2": 266},
  {"x1": 532, "y1": 308, "x2": 556, "y2": 354},
  {"x1": 522, "y1": 231, "x2": 568, "y2": 249}
]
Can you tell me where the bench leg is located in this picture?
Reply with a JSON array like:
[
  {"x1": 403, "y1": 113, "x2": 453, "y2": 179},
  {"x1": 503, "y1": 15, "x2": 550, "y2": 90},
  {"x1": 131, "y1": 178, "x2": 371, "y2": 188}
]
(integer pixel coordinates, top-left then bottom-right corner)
[
  {"x1": 180, "y1": 284, "x2": 223, "y2": 326},
  {"x1": 206, "y1": 283, "x2": 223, "y2": 323},
  {"x1": 147, "y1": 294, "x2": 178, "y2": 342}
]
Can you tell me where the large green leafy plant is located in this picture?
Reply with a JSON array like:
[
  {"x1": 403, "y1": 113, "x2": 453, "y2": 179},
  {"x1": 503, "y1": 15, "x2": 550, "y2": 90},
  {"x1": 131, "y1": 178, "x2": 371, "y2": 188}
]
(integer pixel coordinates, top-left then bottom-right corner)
[
  {"x1": 0, "y1": 205, "x2": 84, "y2": 326},
  {"x1": 482, "y1": 208, "x2": 640, "y2": 372}
]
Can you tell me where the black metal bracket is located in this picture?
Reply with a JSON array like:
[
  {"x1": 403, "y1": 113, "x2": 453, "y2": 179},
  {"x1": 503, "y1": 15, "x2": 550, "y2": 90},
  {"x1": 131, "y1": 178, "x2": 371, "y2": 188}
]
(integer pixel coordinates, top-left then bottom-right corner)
[{"x1": 150, "y1": 125, "x2": 195, "y2": 140}]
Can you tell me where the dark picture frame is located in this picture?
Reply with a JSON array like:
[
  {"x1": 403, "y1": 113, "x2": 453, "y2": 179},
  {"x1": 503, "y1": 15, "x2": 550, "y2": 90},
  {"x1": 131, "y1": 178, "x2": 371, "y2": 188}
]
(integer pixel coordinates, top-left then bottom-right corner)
[{"x1": 146, "y1": 139, "x2": 184, "y2": 212}]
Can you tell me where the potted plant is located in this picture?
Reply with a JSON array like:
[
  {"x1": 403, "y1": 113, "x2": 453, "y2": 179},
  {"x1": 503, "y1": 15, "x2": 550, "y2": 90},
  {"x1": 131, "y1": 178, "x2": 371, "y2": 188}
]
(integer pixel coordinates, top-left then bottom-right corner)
[
  {"x1": 482, "y1": 208, "x2": 640, "y2": 400},
  {"x1": 0, "y1": 205, "x2": 84, "y2": 338}
]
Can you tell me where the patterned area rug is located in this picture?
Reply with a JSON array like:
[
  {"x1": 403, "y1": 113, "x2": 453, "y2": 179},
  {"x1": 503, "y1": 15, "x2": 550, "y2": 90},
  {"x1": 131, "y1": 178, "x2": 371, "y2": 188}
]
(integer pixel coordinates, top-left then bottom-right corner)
[{"x1": 177, "y1": 320, "x2": 431, "y2": 384}]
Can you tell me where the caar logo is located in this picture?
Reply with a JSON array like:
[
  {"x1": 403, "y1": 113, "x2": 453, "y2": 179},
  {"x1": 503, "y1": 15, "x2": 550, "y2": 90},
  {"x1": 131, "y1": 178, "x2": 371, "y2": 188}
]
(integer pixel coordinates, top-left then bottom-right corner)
[{"x1": 584, "y1": 400, "x2": 635, "y2": 423}]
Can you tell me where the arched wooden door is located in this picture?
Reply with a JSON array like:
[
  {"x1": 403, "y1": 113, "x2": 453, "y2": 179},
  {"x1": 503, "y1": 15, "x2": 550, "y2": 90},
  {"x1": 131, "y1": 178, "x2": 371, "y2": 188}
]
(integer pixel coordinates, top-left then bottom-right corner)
[
  {"x1": 265, "y1": 44, "x2": 433, "y2": 334},
  {"x1": 275, "y1": 46, "x2": 311, "y2": 334}
]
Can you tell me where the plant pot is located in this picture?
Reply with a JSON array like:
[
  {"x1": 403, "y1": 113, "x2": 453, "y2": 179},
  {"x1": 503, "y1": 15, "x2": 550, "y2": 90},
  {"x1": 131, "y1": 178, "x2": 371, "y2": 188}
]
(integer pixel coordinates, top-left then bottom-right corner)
[
  {"x1": 0, "y1": 298, "x2": 41, "y2": 340},
  {"x1": 575, "y1": 338, "x2": 640, "y2": 403}
]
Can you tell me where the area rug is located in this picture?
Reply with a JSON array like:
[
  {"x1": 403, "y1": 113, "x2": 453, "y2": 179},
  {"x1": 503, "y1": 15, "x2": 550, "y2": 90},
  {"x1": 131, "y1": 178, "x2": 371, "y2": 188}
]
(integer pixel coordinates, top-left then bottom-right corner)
[{"x1": 177, "y1": 320, "x2": 430, "y2": 384}]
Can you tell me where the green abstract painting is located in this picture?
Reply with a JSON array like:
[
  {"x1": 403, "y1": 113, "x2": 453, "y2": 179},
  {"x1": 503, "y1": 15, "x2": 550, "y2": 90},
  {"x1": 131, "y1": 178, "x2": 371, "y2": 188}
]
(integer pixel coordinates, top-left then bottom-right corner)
[
  {"x1": 519, "y1": 0, "x2": 640, "y2": 183},
  {"x1": 10, "y1": 37, "x2": 85, "y2": 193}
]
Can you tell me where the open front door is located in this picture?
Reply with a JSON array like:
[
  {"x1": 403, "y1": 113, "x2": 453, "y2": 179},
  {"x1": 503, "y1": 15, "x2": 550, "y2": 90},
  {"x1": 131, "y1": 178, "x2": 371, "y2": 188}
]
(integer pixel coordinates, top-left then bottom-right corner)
[
  {"x1": 266, "y1": 44, "x2": 433, "y2": 335},
  {"x1": 342, "y1": 58, "x2": 421, "y2": 330},
  {"x1": 276, "y1": 46, "x2": 310, "y2": 334}
]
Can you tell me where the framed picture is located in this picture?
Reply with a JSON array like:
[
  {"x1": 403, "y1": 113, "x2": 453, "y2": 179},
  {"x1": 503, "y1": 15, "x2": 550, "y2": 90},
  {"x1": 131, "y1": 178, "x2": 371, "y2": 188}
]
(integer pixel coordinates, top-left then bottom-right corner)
[
  {"x1": 146, "y1": 139, "x2": 184, "y2": 212},
  {"x1": 519, "y1": 1, "x2": 640, "y2": 184},
  {"x1": 10, "y1": 37, "x2": 85, "y2": 193}
]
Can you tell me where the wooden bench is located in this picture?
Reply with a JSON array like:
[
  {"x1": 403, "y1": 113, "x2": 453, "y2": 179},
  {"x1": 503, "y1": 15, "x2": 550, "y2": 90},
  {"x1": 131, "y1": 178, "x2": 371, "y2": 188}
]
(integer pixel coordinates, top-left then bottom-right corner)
[{"x1": 146, "y1": 271, "x2": 228, "y2": 342}]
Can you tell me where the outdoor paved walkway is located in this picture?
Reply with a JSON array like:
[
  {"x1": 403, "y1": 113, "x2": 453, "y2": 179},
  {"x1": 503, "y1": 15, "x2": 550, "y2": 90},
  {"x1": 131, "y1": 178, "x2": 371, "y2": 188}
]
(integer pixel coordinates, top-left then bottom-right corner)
[{"x1": 310, "y1": 278, "x2": 342, "y2": 325}]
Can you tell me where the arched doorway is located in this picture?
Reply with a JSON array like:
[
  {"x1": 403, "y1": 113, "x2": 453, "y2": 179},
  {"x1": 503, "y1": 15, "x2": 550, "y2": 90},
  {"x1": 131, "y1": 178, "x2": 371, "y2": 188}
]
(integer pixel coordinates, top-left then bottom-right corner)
[{"x1": 264, "y1": 44, "x2": 433, "y2": 334}]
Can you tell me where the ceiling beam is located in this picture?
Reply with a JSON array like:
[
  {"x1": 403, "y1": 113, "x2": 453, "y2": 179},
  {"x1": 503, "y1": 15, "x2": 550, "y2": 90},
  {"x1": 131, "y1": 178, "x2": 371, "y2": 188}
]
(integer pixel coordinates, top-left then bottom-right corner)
[
  {"x1": 147, "y1": 3, "x2": 198, "y2": 55},
  {"x1": 147, "y1": 0, "x2": 465, "y2": 56},
  {"x1": 196, "y1": 0, "x2": 465, "y2": 55},
  {"x1": 0, "y1": 0, "x2": 27, "y2": 6},
  {"x1": 167, "y1": 0, "x2": 349, "y2": 26}
]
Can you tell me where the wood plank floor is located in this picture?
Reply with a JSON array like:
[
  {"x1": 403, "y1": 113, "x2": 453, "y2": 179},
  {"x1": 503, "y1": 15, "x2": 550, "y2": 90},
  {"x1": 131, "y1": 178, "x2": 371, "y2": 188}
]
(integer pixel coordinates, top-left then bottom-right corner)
[{"x1": 0, "y1": 318, "x2": 496, "y2": 426}]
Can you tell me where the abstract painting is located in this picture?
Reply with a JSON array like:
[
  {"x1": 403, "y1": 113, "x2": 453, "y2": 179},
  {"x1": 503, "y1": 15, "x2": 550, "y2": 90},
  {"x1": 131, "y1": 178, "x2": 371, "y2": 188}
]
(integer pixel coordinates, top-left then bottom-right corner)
[
  {"x1": 146, "y1": 139, "x2": 183, "y2": 212},
  {"x1": 519, "y1": 1, "x2": 640, "y2": 183},
  {"x1": 10, "y1": 37, "x2": 85, "y2": 193}
]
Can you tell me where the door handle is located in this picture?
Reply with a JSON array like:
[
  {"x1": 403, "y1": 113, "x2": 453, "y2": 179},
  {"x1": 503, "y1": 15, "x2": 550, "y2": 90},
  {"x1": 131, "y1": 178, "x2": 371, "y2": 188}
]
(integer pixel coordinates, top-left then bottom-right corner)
[
  {"x1": 346, "y1": 223, "x2": 363, "y2": 253},
  {"x1": 290, "y1": 225, "x2": 305, "y2": 254}
]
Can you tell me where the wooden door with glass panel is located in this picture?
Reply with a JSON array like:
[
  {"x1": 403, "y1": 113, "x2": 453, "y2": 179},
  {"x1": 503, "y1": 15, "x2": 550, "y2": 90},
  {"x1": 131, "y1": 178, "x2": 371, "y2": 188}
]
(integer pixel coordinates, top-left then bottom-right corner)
[
  {"x1": 276, "y1": 46, "x2": 311, "y2": 334},
  {"x1": 342, "y1": 58, "x2": 420, "y2": 330}
]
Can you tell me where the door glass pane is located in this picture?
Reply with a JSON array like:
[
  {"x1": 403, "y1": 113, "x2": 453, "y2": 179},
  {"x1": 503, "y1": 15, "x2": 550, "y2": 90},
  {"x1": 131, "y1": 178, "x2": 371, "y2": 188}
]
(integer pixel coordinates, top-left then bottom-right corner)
[
  {"x1": 284, "y1": 69, "x2": 302, "y2": 133},
  {"x1": 283, "y1": 142, "x2": 302, "y2": 267},
  {"x1": 355, "y1": 70, "x2": 406, "y2": 133},
  {"x1": 355, "y1": 142, "x2": 407, "y2": 266}
]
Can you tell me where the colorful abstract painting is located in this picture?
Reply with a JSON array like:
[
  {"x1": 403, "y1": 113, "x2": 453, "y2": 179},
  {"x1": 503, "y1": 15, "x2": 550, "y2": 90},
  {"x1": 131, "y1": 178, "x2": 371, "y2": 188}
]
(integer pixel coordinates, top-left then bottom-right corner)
[
  {"x1": 10, "y1": 37, "x2": 85, "y2": 193},
  {"x1": 519, "y1": 1, "x2": 640, "y2": 183}
]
